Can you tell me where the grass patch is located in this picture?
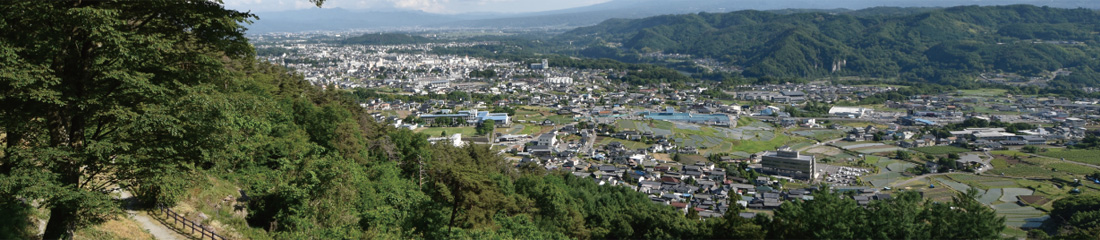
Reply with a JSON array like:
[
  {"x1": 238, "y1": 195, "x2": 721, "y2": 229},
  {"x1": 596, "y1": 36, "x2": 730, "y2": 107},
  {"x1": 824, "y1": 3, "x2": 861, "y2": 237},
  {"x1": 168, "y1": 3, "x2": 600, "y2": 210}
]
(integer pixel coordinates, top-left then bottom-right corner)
[
  {"x1": 416, "y1": 127, "x2": 477, "y2": 137},
  {"x1": 1047, "y1": 162, "x2": 1099, "y2": 175},
  {"x1": 840, "y1": 122, "x2": 888, "y2": 129},
  {"x1": 911, "y1": 146, "x2": 970, "y2": 155},
  {"x1": 957, "y1": 88, "x2": 1008, "y2": 97},
  {"x1": 736, "y1": 117, "x2": 756, "y2": 127},
  {"x1": 545, "y1": 114, "x2": 576, "y2": 125},
  {"x1": 793, "y1": 129, "x2": 846, "y2": 142},
  {"x1": 597, "y1": 137, "x2": 649, "y2": 150},
  {"x1": 517, "y1": 124, "x2": 551, "y2": 136},
  {"x1": 1038, "y1": 149, "x2": 1100, "y2": 165},
  {"x1": 731, "y1": 132, "x2": 811, "y2": 154}
]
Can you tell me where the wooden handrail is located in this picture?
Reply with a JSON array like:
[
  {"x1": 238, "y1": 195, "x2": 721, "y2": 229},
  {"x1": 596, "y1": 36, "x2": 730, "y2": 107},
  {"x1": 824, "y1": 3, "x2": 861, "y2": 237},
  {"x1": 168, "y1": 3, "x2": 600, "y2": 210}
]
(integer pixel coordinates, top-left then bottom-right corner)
[{"x1": 158, "y1": 204, "x2": 229, "y2": 240}]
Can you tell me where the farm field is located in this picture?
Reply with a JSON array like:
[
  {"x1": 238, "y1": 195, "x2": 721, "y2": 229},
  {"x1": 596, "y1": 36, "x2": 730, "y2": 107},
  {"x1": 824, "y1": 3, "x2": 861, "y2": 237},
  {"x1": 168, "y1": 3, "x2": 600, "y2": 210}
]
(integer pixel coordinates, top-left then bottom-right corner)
[
  {"x1": 929, "y1": 174, "x2": 1048, "y2": 229},
  {"x1": 1037, "y1": 149, "x2": 1100, "y2": 165},
  {"x1": 791, "y1": 129, "x2": 845, "y2": 141},
  {"x1": 957, "y1": 88, "x2": 1008, "y2": 97},
  {"x1": 596, "y1": 137, "x2": 649, "y2": 150},
  {"x1": 850, "y1": 145, "x2": 903, "y2": 154}
]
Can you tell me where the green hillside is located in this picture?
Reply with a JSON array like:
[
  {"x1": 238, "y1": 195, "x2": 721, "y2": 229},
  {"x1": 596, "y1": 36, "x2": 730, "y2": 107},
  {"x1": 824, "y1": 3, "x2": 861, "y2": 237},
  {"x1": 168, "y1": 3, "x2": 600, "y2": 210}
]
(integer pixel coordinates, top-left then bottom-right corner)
[{"x1": 560, "y1": 5, "x2": 1100, "y2": 85}]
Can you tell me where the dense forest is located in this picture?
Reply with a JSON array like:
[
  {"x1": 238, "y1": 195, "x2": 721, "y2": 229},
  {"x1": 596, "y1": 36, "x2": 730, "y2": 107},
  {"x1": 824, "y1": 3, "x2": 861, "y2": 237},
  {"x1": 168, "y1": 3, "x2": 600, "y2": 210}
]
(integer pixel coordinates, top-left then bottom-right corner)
[
  {"x1": 560, "y1": 5, "x2": 1100, "y2": 88},
  {"x1": 0, "y1": 1, "x2": 1094, "y2": 239}
]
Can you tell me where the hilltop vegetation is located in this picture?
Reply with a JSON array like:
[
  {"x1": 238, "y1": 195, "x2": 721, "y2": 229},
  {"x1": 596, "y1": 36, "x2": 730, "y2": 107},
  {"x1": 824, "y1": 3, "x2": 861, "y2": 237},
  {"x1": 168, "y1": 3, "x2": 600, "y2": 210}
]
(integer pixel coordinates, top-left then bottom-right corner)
[{"x1": 560, "y1": 5, "x2": 1100, "y2": 88}]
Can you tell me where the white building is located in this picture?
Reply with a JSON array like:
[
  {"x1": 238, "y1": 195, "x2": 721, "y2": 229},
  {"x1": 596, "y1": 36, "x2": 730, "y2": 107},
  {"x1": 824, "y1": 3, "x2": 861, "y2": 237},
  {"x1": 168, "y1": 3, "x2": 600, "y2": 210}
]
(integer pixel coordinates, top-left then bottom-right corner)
[
  {"x1": 829, "y1": 106, "x2": 873, "y2": 118},
  {"x1": 546, "y1": 77, "x2": 574, "y2": 85}
]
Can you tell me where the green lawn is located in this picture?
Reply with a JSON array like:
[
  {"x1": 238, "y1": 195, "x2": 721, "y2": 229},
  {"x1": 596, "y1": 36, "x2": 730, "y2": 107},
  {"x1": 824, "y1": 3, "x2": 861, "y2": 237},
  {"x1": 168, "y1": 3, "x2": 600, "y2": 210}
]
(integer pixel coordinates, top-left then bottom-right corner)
[
  {"x1": 416, "y1": 127, "x2": 477, "y2": 137},
  {"x1": 911, "y1": 146, "x2": 971, "y2": 155}
]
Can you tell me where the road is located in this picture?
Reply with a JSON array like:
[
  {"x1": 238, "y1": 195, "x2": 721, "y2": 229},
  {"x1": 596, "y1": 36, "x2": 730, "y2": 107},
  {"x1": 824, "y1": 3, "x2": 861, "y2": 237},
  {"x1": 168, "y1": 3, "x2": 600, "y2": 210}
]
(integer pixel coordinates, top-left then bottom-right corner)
[{"x1": 117, "y1": 189, "x2": 184, "y2": 240}]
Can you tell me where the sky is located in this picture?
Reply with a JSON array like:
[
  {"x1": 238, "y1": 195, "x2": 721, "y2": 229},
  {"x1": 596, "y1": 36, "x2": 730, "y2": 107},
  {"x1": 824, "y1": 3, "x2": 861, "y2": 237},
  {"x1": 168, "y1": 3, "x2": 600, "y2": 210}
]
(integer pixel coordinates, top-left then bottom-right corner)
[{"x1": 221, "y1": 0, "x2": 613, "y2": 14}]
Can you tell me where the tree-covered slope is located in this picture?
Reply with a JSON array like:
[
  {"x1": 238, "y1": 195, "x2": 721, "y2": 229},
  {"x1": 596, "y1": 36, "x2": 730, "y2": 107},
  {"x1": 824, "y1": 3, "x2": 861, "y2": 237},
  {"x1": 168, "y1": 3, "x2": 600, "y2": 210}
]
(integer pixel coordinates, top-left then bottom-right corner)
[{"x1": 560, "y1": 5, "x2": 1100, "y2": 83}]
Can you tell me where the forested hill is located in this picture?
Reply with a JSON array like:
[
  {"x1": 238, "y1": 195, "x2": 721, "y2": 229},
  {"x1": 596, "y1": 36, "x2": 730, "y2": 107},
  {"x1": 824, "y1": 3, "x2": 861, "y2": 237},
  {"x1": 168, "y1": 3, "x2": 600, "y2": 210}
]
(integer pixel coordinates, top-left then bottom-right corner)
[{"x1": 560, "y1": 5, "x2": 1100, "y2": 85}]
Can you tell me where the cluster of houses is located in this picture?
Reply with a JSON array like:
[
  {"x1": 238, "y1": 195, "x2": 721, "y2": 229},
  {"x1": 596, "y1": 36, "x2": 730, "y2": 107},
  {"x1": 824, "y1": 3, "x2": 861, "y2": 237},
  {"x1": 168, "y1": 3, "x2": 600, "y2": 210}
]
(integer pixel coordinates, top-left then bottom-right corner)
[{"x1": 734, "y1": 83, "x2": 897, "y2": 103}]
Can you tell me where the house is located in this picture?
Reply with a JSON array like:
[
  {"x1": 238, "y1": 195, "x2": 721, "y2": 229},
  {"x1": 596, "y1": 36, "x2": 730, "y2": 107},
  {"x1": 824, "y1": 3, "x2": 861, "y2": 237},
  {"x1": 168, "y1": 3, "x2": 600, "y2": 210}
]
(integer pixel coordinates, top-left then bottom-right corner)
[
  {"x1": 537, "y1": 132, "x2": 557, "y2": 146},
  {"x1": 955, "y1": 154, "x2": 984, "y2": 170}
]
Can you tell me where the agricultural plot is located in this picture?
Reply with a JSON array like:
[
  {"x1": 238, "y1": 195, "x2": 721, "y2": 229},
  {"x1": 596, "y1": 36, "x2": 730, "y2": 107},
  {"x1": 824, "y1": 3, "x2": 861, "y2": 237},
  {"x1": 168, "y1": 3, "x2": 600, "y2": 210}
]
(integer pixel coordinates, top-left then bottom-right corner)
[
  {"x1": 990, "y1": 152, "x2": 1096, "y2": 180},
  {"x1": 860, "y1": 159, "x2": 915, "y2": 187},
  {"x1": 991, "y1": 202, "x2": 1047, "y2": 229},
  {"x1": 958, "y1": 88, "x2": 1008, "y2": 97},
  {"x1": 1000, "y1": 188, "x2": 1034, "y2": 203},
  {"x1": 922, "y1": 187, "x2": 960, "y2": 203},
  {"x1": 840, "y1": 143, "x2": 884, "y2": 150},
  {"x1": 597, "y1": 137, "x2": 649, "y2": 150},
  {"x1": 864, "y1": 172, "x2": 904, "y2": 187},
  {"x1": 852, "y1": 145, "x2": 903, "y2": 154},
  {"x1": 789, "y1": 142, "x2": 816, "y2": 151},
  {"x1": 792, "y1": 129, "x2": 846, "y2": 141},
  {"x1": 977, "y1": 188, "x2": 1002, "y2": 205},
  {"x1": 1046, "y1": 163, "x2": 1098, "y2": 175},
  {"x1": 933, "y1": 175, "x2": 1048, "y2": 228},
  {"x1": 1038, "y1": 149, "x2": 1100, "y2": 165},
  {"x1": 934, "y1": 177, "x2": 972, "y2": 193}
]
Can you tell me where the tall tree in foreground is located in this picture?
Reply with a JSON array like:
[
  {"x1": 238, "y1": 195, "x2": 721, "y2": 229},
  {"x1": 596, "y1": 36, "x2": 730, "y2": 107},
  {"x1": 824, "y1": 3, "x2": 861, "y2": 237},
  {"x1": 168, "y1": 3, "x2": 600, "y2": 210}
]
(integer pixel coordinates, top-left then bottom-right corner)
[{"x1": 0, "y1": 1, "x2": 253, "y2": 238}]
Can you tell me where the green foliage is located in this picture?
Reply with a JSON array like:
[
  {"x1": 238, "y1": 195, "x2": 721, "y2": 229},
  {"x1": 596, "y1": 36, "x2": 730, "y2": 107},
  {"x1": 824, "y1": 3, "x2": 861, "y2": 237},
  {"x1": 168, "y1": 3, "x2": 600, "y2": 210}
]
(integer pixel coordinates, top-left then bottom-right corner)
[
  {"x1": 475, "y1": 121, "x2": 495, "y2": 136},
  {"x1": 0, "y1": 1, "x2": 255, "y2": 238},
  {"x1": 1049, "y1": 195, "x2": 1100, "y2": 238},
  {"x1": 468, "y1": 69, "x2": 497, "y2": 79},
  {"x1": 768, "y1": 188, "x2": 1004, "y2": 239},
  {"x1": 896, "y1": 150, "x2": 912, "y2": 160}
]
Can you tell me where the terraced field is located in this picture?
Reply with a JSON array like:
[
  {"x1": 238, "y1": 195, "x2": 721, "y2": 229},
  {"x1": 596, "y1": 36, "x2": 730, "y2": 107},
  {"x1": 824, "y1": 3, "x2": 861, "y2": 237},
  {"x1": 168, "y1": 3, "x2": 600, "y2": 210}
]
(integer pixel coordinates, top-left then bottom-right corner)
[{"x1": 860, "y1": 159, "x2": 915, "y2": 187}]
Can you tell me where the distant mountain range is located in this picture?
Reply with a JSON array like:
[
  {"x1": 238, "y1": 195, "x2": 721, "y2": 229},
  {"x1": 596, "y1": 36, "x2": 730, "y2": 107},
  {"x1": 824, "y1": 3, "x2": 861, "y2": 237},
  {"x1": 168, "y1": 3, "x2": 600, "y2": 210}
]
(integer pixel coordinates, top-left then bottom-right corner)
[
  {"x1": 246, "y1": 0, "x2": 1100, "y2": 33},
  {"x1": 556, "y1": 4, "x2": 1100, "y2": 87}
]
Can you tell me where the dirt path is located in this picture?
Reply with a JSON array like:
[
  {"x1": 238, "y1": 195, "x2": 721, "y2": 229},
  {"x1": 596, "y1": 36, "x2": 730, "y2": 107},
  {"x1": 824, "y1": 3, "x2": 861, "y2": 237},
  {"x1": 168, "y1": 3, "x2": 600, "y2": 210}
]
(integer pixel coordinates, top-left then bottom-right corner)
[{"x1": 118, "y1": 190, "x2": 184, "y2": 240}]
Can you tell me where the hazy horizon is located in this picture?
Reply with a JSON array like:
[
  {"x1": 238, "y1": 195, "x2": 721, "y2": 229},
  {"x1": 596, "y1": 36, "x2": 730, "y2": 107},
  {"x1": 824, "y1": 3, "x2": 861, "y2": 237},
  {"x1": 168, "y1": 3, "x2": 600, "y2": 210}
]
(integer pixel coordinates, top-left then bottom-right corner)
[{"x1": 222, "y1": 0, "x2": 613, "y2": 14}]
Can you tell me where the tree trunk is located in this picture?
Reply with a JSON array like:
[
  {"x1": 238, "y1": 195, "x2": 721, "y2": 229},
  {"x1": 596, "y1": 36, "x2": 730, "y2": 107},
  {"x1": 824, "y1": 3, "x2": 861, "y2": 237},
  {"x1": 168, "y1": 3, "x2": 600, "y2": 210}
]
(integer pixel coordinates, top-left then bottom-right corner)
[
  {"x1": 41, "y1": 204, "x2": 75, "y2": 240},
  {"x1": 42, "y1": 106, "x2": 81, "y2": 239}
]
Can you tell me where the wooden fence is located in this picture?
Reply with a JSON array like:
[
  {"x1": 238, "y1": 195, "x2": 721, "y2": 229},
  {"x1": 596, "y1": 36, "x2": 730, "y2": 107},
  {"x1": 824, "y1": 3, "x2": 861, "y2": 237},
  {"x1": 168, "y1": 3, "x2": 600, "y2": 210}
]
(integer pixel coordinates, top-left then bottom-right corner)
[{"x1": 157, "y1": 204, "x2": 228, "y2": 240}]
